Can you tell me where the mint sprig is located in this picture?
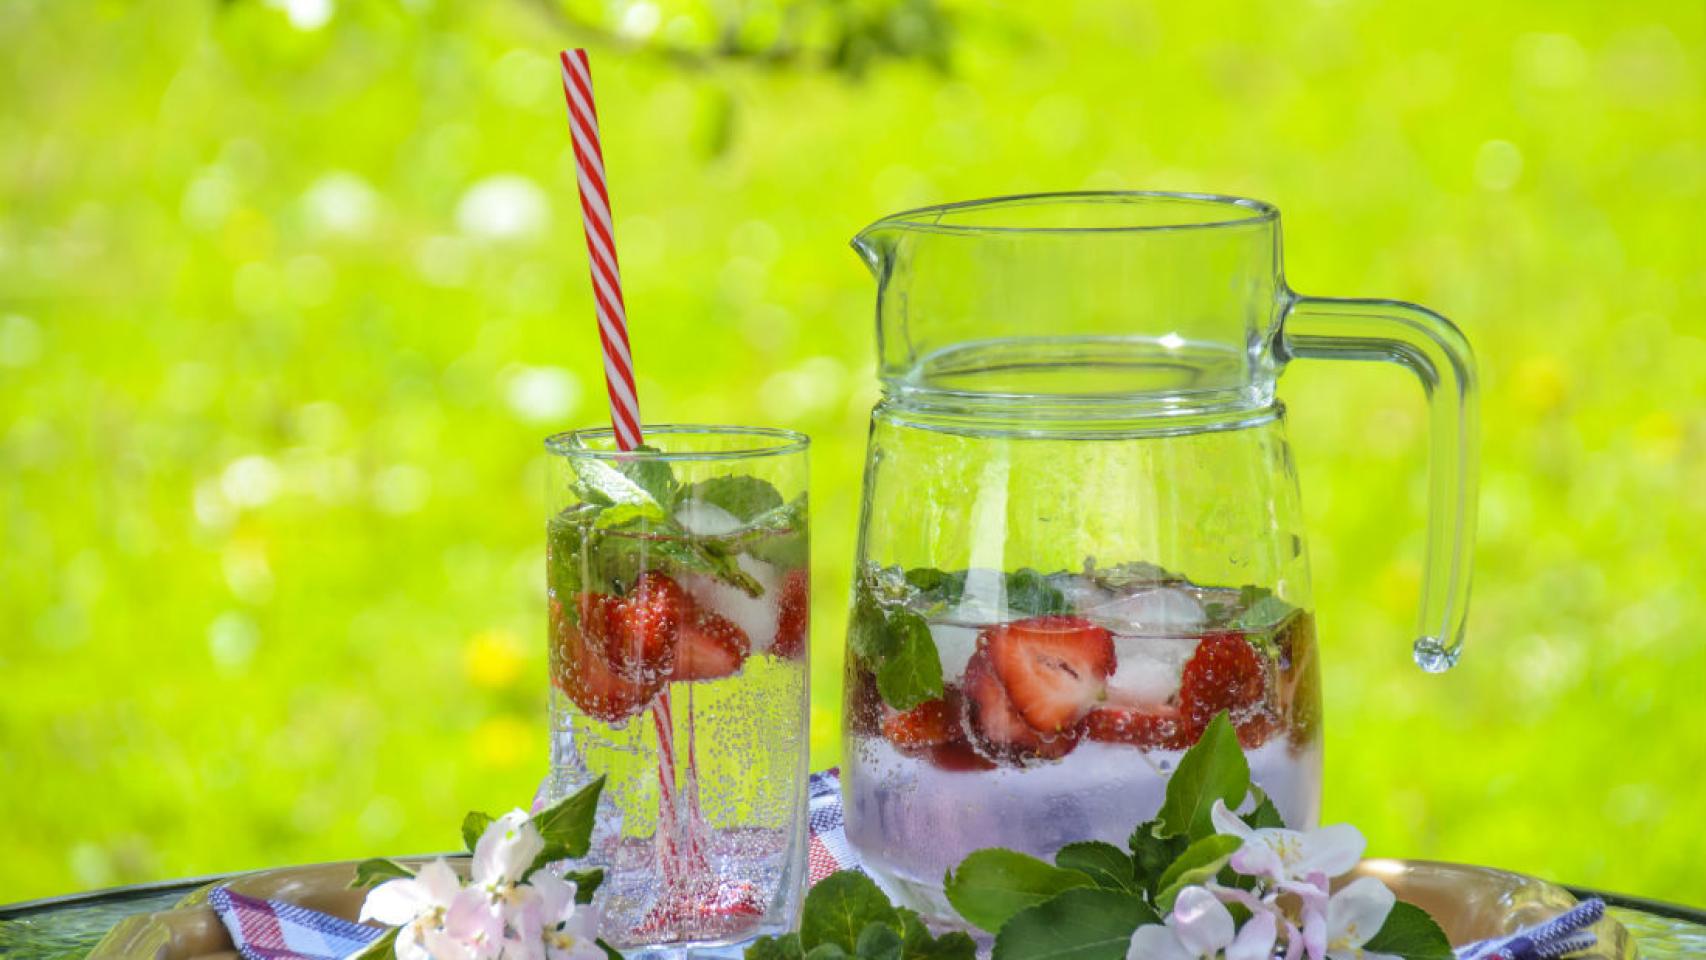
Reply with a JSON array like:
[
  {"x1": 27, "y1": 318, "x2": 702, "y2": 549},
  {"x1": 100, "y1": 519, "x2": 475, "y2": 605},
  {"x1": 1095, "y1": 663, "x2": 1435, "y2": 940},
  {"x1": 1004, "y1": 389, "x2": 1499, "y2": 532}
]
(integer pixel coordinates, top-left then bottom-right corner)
[{"x1": 747, "y1": 872, "x2": 974, "y2": 960}]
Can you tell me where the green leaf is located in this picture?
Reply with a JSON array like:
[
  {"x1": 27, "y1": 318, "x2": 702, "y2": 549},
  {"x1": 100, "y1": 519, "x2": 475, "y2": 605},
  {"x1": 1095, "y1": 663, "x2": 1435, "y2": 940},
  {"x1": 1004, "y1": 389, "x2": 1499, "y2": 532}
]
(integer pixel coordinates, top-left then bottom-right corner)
[
  {"x1": 1089, "y1": 561, "x2": 1175, "y2": 591},
  {"x1": 1127, "y1": 820, "x2": 1188, "y2": 893},
  {"x1": 875, "y1": 608, "x2": 945, "y2": 711},
  {"x1": 1053, "y1": 842, "x2": 1137, "y2": 893},
  {"x1": 742, "y1": 511, "x2": 809, "y2": 569},
  {"x1": 748, "y1": 934, "x2": 806, "y2": 960},
  {"x1": 800, "y1": 871, "x2": 900, "y2": 953},
  {"x1": 1003, "y1": 569, "x2": 1069, "y2": 616},
  {"x1": 461, "y1": 811, "x2": 494, "y2": 852},
  {"x1": 1153, "y1": 834, "x2": 1242, "y2": 911},
  {"x1": 595, "y1": 501, "x2": 670, "y2": 529},
  {"x1": 1362, "y1": 900, "x2": 1454, "y2": 959},
  {"x1": 855, "y1": 922, "x2": 904, "y2": 960},
  {"x1": 564, "y1": 867, "x2": 604, "y2": 903},
  {"x1": 943, "y1": 849, "x2": 1094, "y2": 933},
  {"x1": 849, "y1": 596, "x2": 899, "y2": 665},
  {"x1": 806, "y1": 946, "x2": 851, "y2": 960},
  {"x1": 570, "y1": 455, "x2": 667, "y2": 509},
  {"x1": 617, "y1": 445, "x2": 679, "y2": 506},
  {"x1": 597, "y1": 938, "x2": 626, "y2": 960},
  {"x1": 349, "y1": 857, "x2": 413, "y2": 888},
  {"x1": 894, "y1": 908, "x2": 976, "y2": 960},
  {"x1": 683, "y1": 475, "x2": 784, "y2": 521},
  {"x1": 347, "y1": 925, "x2": 399, "y2": 960},
  {"x1": 1234, "y1": 593, "x2": 1294, "y2": 630},
  {"x1": 903, "y1": 567, "x2": 967, "y2": 605},
  {"x1": 1244, "y1": 789, "x2": 1286, "y2": 830},
  {"x1": 531, "y1": 775, "x2": 604, "y2": 859},
  {"x1": 1156, "y1": 712, "x2": 1250, "y2": 840},
  {"x1": 990, "y1": 888, "x2": 1157, "y2": 960}
]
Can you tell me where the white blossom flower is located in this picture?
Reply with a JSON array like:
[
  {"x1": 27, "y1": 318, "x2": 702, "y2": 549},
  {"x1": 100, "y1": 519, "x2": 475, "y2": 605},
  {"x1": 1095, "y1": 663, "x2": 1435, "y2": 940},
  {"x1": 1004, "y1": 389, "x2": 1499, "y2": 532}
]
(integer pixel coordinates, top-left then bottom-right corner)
[
  {"x1": 359, "y1": 860, "x2": 500, "y2": 960},
  {"x1": 1126, "y1": 886, "x2": 1277, "y2": 960},
  {"x1": 1211, "y1": 800, "x2": 1364, "y2": 886},
  {"x1": 473, "y1": 809, "x2": 546, "y2": 892}
]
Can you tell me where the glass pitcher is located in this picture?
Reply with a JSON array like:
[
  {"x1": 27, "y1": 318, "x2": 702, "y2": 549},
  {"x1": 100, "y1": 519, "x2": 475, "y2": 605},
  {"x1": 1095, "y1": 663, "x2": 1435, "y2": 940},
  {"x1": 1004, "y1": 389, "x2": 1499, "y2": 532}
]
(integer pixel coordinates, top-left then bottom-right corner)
[{"x1": 838, "y1": 192, "x2": 1476, "y2": 921}]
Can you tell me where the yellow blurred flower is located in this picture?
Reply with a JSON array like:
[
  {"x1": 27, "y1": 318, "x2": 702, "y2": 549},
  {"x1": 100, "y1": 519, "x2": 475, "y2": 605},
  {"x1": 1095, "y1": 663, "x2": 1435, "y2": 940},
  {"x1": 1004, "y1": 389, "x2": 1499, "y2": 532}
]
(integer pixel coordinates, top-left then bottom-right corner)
[
  {"x1": 1632, "y1": 411, "x2": 1683, "y2": 465},
  {"x1": 464, "y1": 629, "x2": 526, "y2": 690},
  {"x1": 470, "y1": 714, "x2": 535, "y2": 770}
]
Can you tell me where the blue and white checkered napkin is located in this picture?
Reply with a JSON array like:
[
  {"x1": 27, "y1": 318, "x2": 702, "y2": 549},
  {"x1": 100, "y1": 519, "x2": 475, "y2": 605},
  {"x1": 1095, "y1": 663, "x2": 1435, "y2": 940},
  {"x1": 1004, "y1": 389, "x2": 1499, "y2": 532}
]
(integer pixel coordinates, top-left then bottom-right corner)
[{"x1": 208, "y1": 769, "x2": 1604, "y2": 960}]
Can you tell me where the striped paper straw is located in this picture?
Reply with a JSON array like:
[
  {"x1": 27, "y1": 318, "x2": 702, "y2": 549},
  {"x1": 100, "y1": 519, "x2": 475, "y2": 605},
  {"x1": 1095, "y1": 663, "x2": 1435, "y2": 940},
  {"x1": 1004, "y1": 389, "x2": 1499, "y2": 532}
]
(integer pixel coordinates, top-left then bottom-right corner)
[{"x1": 559, "y1": 48, "x2": 642, "y2": 452}]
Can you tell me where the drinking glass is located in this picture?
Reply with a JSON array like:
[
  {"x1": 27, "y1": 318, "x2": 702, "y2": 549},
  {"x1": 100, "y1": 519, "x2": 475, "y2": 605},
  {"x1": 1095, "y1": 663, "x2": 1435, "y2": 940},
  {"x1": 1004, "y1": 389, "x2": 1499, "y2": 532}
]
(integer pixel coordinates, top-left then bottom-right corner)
[{"x1": 544, "y1": 426, "x2": 811, "y2": 958}]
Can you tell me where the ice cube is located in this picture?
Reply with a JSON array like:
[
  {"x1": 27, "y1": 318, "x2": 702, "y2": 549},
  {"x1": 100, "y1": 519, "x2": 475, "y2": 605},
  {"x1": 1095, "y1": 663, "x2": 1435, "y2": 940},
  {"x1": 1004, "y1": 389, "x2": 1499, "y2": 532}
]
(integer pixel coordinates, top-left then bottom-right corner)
[
  {"x1": 1045, "y1": 573, "x2": 1114, "y2": 611},
  {"x1": 1106, "y1": 638, "x2": 1199, "y2": 706},
  {"x1": 930, "y1": 622, "x2": 980, "y2": 683},
  {"x1": 681, "y1": 553, "x2": 781, "y2": 652},
  {"x1": 955, "y1": 568, "x2": 1008, "y2": 622},
  {"x1": 674, "y1": 501, "x2": 744, "y2": 536},
  {"x1": 1086, "y1": 587, "x2": 1206, "y2": 635}
]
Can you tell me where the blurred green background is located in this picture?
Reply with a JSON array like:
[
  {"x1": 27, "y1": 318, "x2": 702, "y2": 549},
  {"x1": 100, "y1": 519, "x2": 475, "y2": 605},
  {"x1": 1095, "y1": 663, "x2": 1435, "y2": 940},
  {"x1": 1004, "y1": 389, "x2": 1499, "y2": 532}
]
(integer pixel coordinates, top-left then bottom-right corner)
[{"x1": 2, "y1": 0, "x2": 1703, "y2": 906}]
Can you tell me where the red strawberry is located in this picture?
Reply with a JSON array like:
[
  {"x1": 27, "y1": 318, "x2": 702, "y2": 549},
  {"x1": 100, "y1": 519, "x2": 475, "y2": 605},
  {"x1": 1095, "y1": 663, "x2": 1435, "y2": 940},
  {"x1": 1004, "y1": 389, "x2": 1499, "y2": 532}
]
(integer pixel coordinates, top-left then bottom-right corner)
[
  {"x1": 925, "y1": 739, "x2": 999, "y2": 772},
  {"x1": 551, "y1": 598, "x2": 662, "y2": 722},
  {"x1": 985, "y1": 616, "x2": 1116, "y2": 733},
  {"x1": 1084, "y1": 704, "x2": 1192, "y2": 750},
  {"x1": 880, "y1": 691, "x2": 962, "y2": 750},
  {"x1": 962, "y1": 650, "x2": 1079, "y2": 763},
  {"x1": 771, "y1": 569, "x2": 809, "y2": 659},
  {"x1": 672, "y1": 605, "x2": 751, "y2": 681},
  {"x1": 1178, "y1": 632, "x2": 1269, "y2": 740},
  {"x1": 602, "y1": 571, "x2": 687, "y2": 682}
]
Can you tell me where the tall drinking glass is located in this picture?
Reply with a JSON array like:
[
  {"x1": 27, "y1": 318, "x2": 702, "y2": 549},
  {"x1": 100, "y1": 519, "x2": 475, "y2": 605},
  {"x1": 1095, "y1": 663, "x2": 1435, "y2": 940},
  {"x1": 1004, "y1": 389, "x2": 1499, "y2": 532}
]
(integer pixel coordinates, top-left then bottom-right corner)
[{"x1": 544, "y1": 426, "x2": 811, "y2": 959}]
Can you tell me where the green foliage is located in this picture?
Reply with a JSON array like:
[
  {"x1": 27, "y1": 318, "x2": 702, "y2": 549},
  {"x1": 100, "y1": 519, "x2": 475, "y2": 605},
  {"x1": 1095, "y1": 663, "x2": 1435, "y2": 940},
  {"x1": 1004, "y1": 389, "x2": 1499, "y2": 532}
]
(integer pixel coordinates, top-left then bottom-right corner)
[
  {"x1": 350, "y1": 858, "x2": 415, "y2": 888},
  {"x1": 756, "y1": 872, "x2": 972, "y2": 960},
  {"x1": 0, "y1": 0, "x2": 1702, "y2": 906},
  {"x1": 1362, "y1": 902, "x2": 1455, "y2": 960},
  {"x1": 942, "y1": 850, "x2": 1093, "y2": 933},
  {"x1": 989, "y1": 888, "x2": 1156, "y2": 960},
  {"x1": 526, "y1": 775, "x2": 605, "y2": 874},
  {"x1": 1155, "y1": 713, "x2": 1249, "y2": 839}
]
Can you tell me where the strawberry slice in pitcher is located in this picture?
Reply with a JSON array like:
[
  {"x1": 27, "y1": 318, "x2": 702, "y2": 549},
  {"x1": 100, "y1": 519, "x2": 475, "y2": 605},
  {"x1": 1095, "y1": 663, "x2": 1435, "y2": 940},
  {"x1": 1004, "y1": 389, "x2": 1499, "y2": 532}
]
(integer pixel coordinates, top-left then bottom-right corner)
[
  {"x1": 1179, "y1": 631, "x2": 1270, "y2": 742},
  {"x1": 552, "y1": 596, "x2": 663, "y2": 722},
  {"x1": 962, "y1": 650, "x2": 1079, "y2": 763},
  {"x1": 880, "y1": 690, "x2": 962, "y2": 751},
  {"x1": 984, "y1": 615, "x2": 1116, "y2": 734},
  {"x1": 600, "y1": 571, "x2": 688, "y2": 682}
]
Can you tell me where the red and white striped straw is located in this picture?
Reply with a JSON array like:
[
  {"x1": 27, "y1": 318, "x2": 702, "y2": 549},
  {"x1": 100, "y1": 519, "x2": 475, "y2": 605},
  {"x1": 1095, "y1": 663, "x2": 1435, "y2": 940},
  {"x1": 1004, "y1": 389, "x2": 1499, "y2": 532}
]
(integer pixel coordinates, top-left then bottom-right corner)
[{"x1": 558, "y1": 48, "x2": 642, "y2": 452}]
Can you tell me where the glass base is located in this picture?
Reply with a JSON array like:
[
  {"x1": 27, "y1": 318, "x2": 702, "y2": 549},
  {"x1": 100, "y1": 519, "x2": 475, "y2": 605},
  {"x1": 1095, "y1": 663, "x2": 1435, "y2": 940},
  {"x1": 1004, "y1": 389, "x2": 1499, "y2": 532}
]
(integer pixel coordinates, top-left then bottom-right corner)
[{"x1": 620, "y1": 926, "x2": 793, "y2": 960}]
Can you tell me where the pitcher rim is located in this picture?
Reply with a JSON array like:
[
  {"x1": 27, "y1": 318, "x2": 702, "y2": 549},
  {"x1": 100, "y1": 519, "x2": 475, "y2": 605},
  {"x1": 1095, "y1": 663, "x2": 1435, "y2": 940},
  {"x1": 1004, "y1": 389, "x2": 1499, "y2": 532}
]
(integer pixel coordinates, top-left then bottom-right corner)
[{"x1": 855, "y1": 190, "x2": 1278, "y2": 238}]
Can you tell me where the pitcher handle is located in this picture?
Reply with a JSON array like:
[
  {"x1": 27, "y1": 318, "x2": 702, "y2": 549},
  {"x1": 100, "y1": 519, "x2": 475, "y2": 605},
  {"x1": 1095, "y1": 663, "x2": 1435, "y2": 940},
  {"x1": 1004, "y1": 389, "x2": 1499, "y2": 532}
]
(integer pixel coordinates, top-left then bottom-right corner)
[{"x1": 1276, "y1": 293, "x2": 1479, "y2": 672}]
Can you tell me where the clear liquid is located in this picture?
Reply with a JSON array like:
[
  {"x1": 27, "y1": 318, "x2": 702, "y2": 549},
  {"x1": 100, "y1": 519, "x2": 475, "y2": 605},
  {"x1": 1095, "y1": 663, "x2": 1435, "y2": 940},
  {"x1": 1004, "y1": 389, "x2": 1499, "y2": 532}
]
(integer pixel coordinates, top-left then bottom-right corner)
[{"x1": 546, "y1": 524, "x2": 809, "y2": 954}]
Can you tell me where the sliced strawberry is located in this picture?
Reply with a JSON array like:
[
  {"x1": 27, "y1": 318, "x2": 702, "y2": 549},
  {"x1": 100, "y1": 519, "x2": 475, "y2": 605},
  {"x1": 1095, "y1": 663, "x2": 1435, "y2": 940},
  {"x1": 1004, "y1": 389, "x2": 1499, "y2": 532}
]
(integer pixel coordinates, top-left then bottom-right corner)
[
  {"x1": 602, "y1": 571, "x2": 687, "y2": 682},
  {"x1": 926, "y1": 739, "x2": 999, "y2": 772},
  {"x1": 1178, "y1": 632, "x2": 1269, "y2": 740},
  {"x1": 985, "y1": 616, "x2": 1115, "y2": 733},
  {"x1": 962, "y1": 650, "x2": 1079, "y2": 763},
  {"x1": 880, "y1": 691, "x2": 962, "y2": 750},
  {"x1": 551, "y1": 598, "x2": 662, "y2": 722},
  {"x1": 771, "y1": 569, "x2": 809, "y2": 659},
  {"x1": 672, "y1": 605, "x2": 751, "y2": 681},
  {"x1": 1084, "y1": 703, "x2": 1192, "y2": 750}
]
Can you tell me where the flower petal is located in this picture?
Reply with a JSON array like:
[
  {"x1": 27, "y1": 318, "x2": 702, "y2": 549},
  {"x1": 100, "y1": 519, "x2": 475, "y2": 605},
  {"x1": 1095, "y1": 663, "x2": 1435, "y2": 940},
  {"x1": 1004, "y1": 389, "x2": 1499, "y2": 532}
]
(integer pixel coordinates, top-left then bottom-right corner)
[
  {"x1": 1296, "y1": 824, "x2": 1365, "y2": 879},
  {"x1": 360, "y1": 878, "x2": 430, "y2": 925},
  {"x1": 1229, "y1": 841, "x2": 1286, "y2": 881},
  {"x1": 529, "y1": 873, "x2": 578, "y2": 925},
  {"x1": 1127, "y1": 923, "x2": 1196, "y2": 960},
  {"x1": 417, "y1": 858, "x2": 466, "y2": 906},
  {"x1": 1171, "y1": 886, "x2": 1236, "y2": 954},
  {"x1": 1227, "y1": 909, "x2": 1277, "y2": 960},
  {"x1": 1326, "y1": 877, "x2": 1396, "y2": 948},
  {"x1": 1210, "y1": 800, "x2": 1256, "y2": 841},
  {"x1": 1303, "y1": 905, "x2": 1326, "y2": 960},
  {"x1": 473, "y1": 809, "x2": 546, "y2": 887}
]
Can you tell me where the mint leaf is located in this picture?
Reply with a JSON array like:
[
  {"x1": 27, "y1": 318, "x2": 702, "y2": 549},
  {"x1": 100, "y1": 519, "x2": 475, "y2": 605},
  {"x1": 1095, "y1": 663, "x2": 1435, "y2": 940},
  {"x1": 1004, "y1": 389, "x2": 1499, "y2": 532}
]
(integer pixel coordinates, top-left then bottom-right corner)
[
  {"x1": 1362, "y1": 900, "x2": 1454, "y2": 959},
  {"x1": 742, "y1": 502, "x2": 809, "y2": 569},
  {"x1": 806, "y1": 947, "x2": 850, "y2": 960},
  {"x1": 1089, "y1": 561, "x2": 1174, "y2": 591},
  {"x1": 461, "y1": 811, "x2": 494, "y2": 852},
  {"x1": 904, "y1": 568, "x2": 967, "y2": 606},
  {"x1": 856, "y1": 923, "x2": 904, "y2": 960},
  {"x1": 1153, "y1": 834, "x2": 1242, "y2": 911},
  {"x1": 570, "y1": 454, "x2": 669, "y2": 509},
  {"x1": 895, "y1": 908, "x2": 976, "y2": 960},
  {"x1": 1053, "y1": 842, "x2": 1137, "y2": 894},
  {"x1": 990, "y1": 888, "x2": 1157, "y2": 960},
  {"x1": 849, "y1": 596, "x2": 898, "y2": 665},
  {"x1": 748, "y1": 934, "x2": 805, "y2": 960},
  {"x1": 1235, "y1": 594, "x2": 1293, "y2": 630},
  {"x1": 526, "y1": 775, "x2": 604, "y2": 874},
  {"x1": 618, "y1": 445, "x2": 679, "y2": 506},
  {"x1": 683, "y1": 475, "x2": 784, "y2": 521},
  {"x1": 1128, "y1": 820, "x2": 1187, "y2": 893},
  {"x1": 1156, "y1": 712, "x2": 1249, "y2": 840},
  {"x1": 943, "y1": 849, "x2": 1094, "y2": 933},
  {"x1": 347, "y1": 925, "x2": 399, "y2": 960},
  {"x1": 800, "y1": 871, "x2": 899, "y2": 954},
  {"x1": 350, "y1": 858, "x2": 413, "y2": 888},
  {"x1": 875, "y1": 609, "x2": 944, "y2": 711},
  {"x1": 1004, "y1": 569, "x2": 1069, "y2": 616}
]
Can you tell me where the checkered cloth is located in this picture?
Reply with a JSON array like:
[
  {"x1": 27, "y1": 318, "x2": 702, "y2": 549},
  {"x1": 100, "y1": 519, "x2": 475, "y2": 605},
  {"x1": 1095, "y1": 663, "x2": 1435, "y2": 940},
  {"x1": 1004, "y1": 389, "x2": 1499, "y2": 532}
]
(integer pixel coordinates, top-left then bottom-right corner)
[{"x1": 208, "y1": 769, "x2": 1602, "y2": 960}]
